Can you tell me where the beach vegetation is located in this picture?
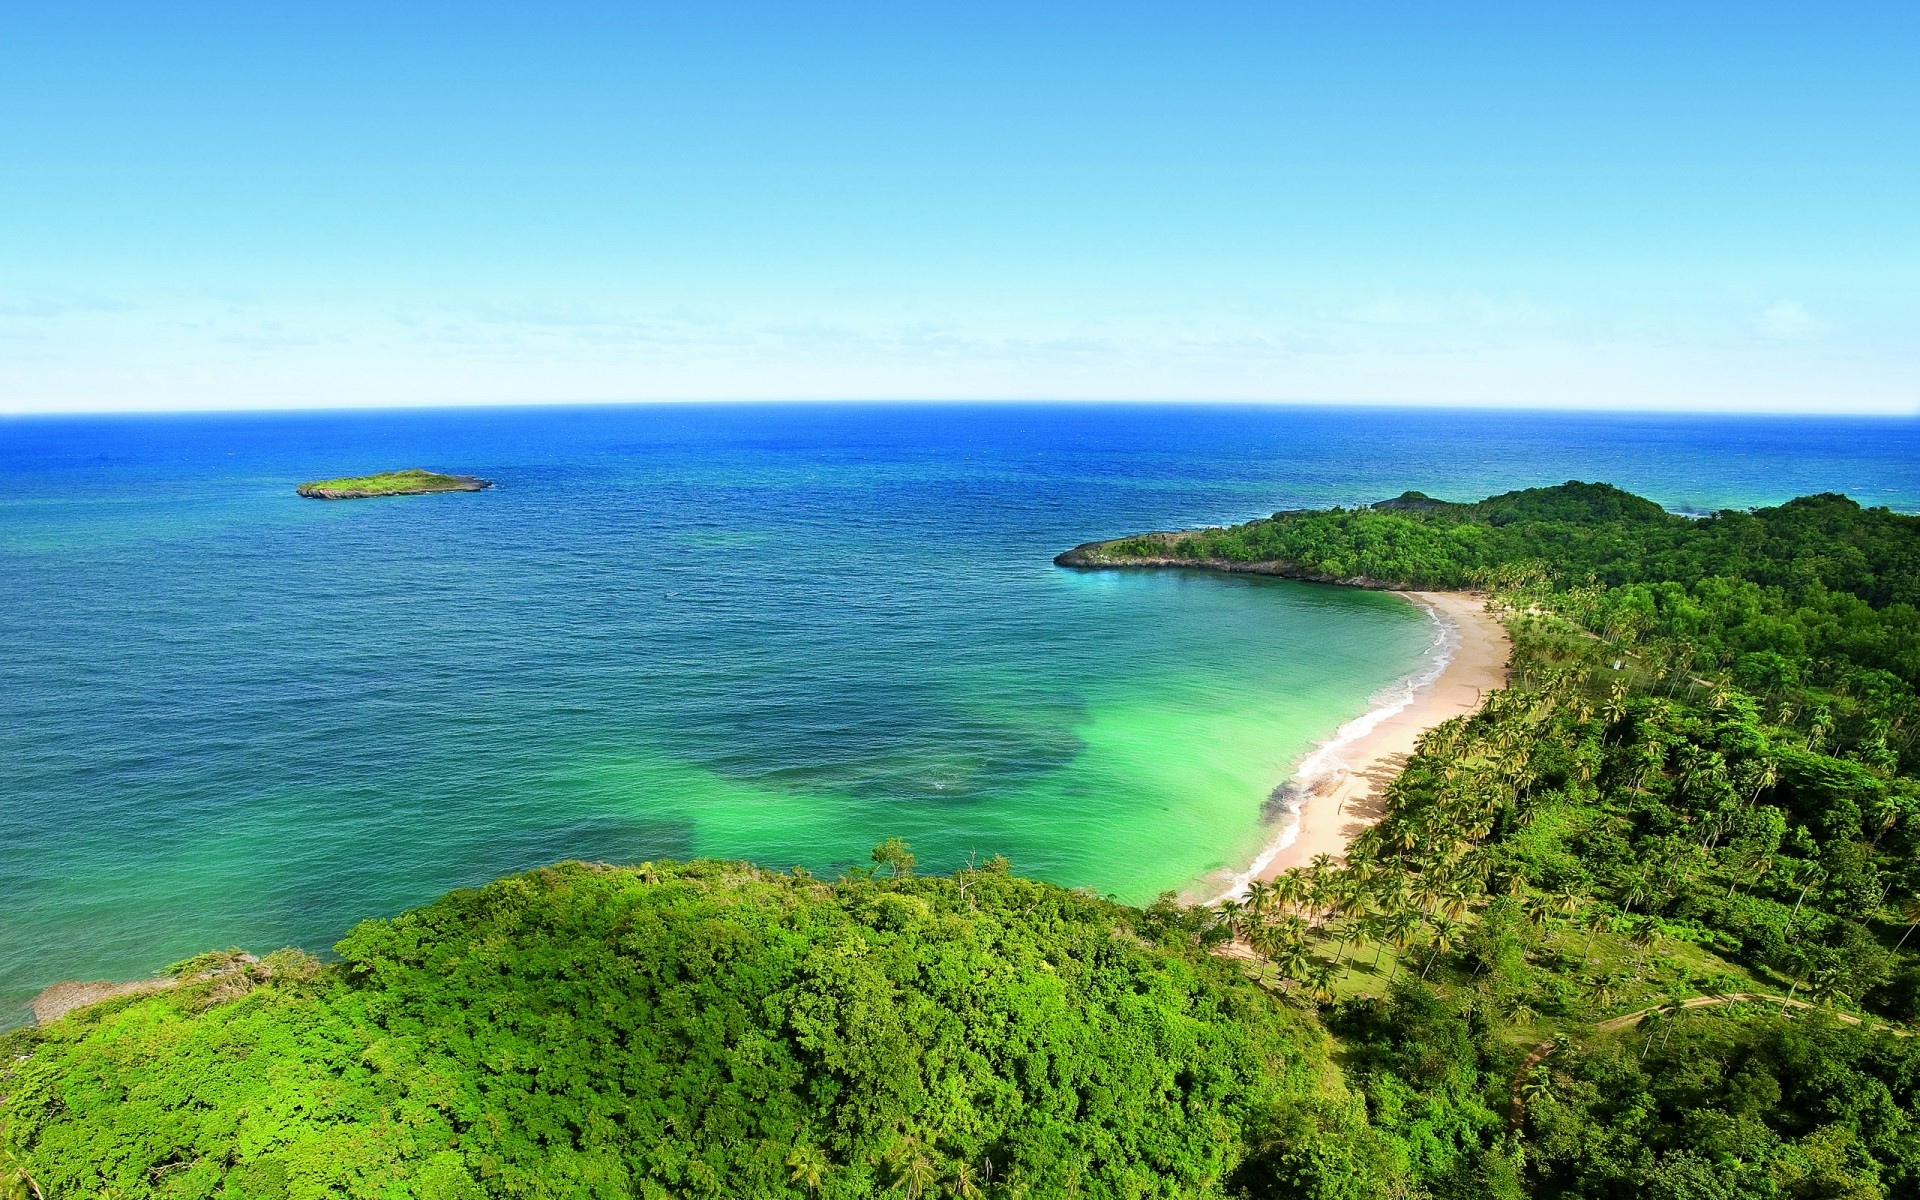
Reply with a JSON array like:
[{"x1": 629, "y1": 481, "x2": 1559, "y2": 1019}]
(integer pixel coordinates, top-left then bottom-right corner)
[{"x1": 0, "y1": 855, "x2": 1383, "y2": 1198}]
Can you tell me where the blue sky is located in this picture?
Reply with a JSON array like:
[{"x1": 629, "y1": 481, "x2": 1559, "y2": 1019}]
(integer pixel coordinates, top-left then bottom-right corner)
[{"x1": 2, "y1": 2, "x2": 1915, "y2": 413}]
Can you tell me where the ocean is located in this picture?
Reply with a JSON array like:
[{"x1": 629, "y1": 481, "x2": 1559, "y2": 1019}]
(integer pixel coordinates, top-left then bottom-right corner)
[{"x1": 3, "y1": 403, "x2": 1916, "y2": 1021}]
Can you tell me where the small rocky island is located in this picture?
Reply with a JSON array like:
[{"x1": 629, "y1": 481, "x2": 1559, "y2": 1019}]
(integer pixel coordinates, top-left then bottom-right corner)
[{"x1": 296, "y1": 468, "x2": 492, "y2": 500}]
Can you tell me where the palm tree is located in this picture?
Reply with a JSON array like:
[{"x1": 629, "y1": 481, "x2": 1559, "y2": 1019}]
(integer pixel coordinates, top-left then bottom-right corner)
[
  {"x1": 1342, "y1": 921, "x2": 1374, "y2": 979},
  {"x1": 1584, "y1": 973, "x2": 1622, "y2": 1012},
  {"x1": 1893, "y1": 896, "x2": 1920, "y2": 952},
  {"x1": 1627, "y1": 917, "x2": 1659, "y2": 978},
  {"x1": 1789, "y1": 864, "x2": 1827, "y2": 920},
  {"x1": 1365, "y1": 914, "x2": 1396, "y2": 972},
  {"x1": 1728, "y1": 846, "x2": 1773, "y2": 898},
  {"x1": 1601, "y1": 691, "x2": 1630, "y2": 746},
  {"x1": 1271, "y1": 868, "x2": 1307, "y2": 916},
  {"x1": 1244, "y1": 879, "x2": 1274, "y2": 922},
  {"x1": 1580, "y1": 907, "x2": 1613, "y2": 963},
  {"x1": 1215, "y1": 898, "x2": 1246, "y2": 942},
  {"x1": 1277, "y1": 939, "x2": 1314, "y2": 985},
  {"x1": 787, "y1": 1146, "x2": 828, "y2": 1195},
  {"x1": 947, "y1": 1161, "x2": 984, "y2": 1200},
  {"x1": 1869, "y1": 800, "x2": 1903, "y2": 849},
  {"x1": 1303, "y1": 877, "x2": 1334, "y2": 923},
  {"x1": 1808, "y1": 967, "x2": 1850, "y2": 1011},
  {"x1": 1384, "y1": 911, "x2": 1423, "y2": 982},
  {"x1": 1339, "y1": 888, "x2": 1375, "y2": 943},
  {"x1": 1421, "y1": 918, "x2": 1462, "y2": 979},
  {"x1": 1523, "y1": 893, "x2": 1557, "y2": 937},
  {"x1": 1305, "y1": 963, "x2": 1337, "y2": 1004},
  {"x1": 1410, "y1": 872, "x2": 1449, "y2": 917},
  {"x1": 890, "y1": 1144, "x2": 938, "y2": 1199}
]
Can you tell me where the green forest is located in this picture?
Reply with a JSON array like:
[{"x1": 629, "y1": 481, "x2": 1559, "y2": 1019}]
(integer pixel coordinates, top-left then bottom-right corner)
[{"x1": 7, "y1": 482, "x2": 1920, "y2": 1198}]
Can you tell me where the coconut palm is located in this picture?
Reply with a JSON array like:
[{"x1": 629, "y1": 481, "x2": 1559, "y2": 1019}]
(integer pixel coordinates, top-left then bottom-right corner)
[
  {"x1": 1894, "y1": 896, "x2": 1920, "y2": 952},
  {"x1": 787, "y1": 1147, "x2": 828, "y2": 1195},
  {"x1": 1580, "y1": 907, "x2": 1613, "y2": 963},
  {"x1": 1276, "y1": 939, "x2": 1314, "y2": 985},
  {"x1": 890, "y1": 1144, "x2": 938, "y2": 1199},
  {"x1": 1421, "y1": 918, "x2": 1462, "y2": 979},
  {"x1": 947, "y1": 1162, "x2": 984, "y2": 1200},
  {"x1": 1243, "y1": 879, "x2": 1274, "y2": 922},
  {"x1": 1727, "y1": 845, "x2": 1773, "y2": 898},
  {"x1": 1789, "y1": 864, "x2": 1827, "y2": 920},
  {"x1": 1522, "y1": 893, "x2": 1558, "y2": 936},
  {"x1": 1383, "y1": 911, "x2": 1423, "y2": 982},
  {"x1": 1215, "y1": 898, "x2": 1246, "y2": 942},
  {"x1": 1627, "y1": 917, "x2": 1659, "y2": 977},
  {"x1": 1584, "y1": 973, "x2": 1622, "y2": 1012},
  {"x1": 1342, "y1": 921, "x2": 1374, "y2": 978},
  {"x1": 1271, "y1": 868, "x2": 1308, "y2": 916},
  {"x1": 1808, "y1": 967, "x2": 1851, "y2": 1010},
  {"x1": 1410, "y1": 872, "x2": 1450, "y2": 917},
  {"x1": 1304, "y1": 963, "x2": 1337, "y2": 1005}
]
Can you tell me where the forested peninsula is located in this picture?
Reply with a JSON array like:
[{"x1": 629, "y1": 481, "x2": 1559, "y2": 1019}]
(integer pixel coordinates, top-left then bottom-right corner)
[{"x1": 7, "y1": 482, "x2": 1920, "y2": 1200}]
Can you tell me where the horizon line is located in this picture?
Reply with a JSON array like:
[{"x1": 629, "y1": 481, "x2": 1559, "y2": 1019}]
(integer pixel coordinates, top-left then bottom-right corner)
[{"x1": 5, "y1": 396, "x2": 1918, "y2": 420}]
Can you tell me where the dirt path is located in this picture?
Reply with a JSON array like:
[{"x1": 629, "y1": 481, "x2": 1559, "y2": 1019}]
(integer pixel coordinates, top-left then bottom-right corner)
[{"x1": 1509, "y1": 993, "x2": 1883, "y2": 1127}]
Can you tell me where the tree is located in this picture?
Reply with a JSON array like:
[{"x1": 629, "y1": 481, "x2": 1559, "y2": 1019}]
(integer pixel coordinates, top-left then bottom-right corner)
[
  {"x1": 1384, "y1": 911, "x2": 1423, "y2": 982},
  {"x1": 1271, "y1": 868, "x2": 1308, "y2": 916},
  {"x1": 1808, "y1": 967, "x2": 1851, "y2": 1010},
  {"x1": 1585, "y1": 973, "x2": 1622, "y2": 1012},
  {"x1": 1244, "y1": 879, "x2": 1274, "y2": 921},
  {"x1": 1628, "y1": 916, "x2": 1660, "y2": 978},
  {"x1": 1421, "y1": 918, "x2": 1462, "y2": 980},
  {"x1": 947, "y1": 1161, "x2": 984, "y2": 1200},
  {"x1": 1895, "y1": 895, "x2": 1920, "y2": 952},
  {"x1": 1276, "y1": 939, "x2": 1314, "y2": 986},
  {"x1": 787, "y1": 1146, "x2": 828, "y2": 1195},
  {"x1": 890, "y1": 1143, "x2": 938, "y2": 1199},
  {"x1": 872, "y1": 837, "x2": 916, "y2": 878}
]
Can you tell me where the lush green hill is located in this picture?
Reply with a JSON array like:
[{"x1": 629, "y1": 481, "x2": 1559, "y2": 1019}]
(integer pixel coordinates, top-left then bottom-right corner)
[
  {"x1": 0, "y1": 858, "x2": 1376, "y2": 1199},
  {"x1": 1063, "y1": 481, "x2": 1920, "y2": 687}
]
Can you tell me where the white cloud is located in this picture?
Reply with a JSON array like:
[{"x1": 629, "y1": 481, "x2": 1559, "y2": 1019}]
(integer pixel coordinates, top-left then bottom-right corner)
[{"x1": 1752, "y1": 300, "x2": 1828, "y2": 340}]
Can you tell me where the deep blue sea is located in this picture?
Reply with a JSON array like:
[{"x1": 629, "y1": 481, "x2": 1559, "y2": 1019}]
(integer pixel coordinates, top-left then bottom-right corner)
[{"x1": 3, "y1": 403, "x2": 1916, "y2": 1022}]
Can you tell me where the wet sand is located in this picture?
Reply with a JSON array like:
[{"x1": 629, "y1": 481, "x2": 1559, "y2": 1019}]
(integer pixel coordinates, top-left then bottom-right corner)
[{"x1": 1231, "y1": 590, "x2": 1509, "y2": 892}]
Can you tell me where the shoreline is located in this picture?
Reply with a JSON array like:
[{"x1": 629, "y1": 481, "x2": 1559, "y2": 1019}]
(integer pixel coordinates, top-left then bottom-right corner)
[{"x1": 1204, "y1": 589, "x2": 1510, "y2": 900}]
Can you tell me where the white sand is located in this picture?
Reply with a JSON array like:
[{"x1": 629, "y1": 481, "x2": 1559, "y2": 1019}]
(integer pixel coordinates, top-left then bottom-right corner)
[{"x1": 1211, "y1": 590, "x2": 1509, "y2": 898}]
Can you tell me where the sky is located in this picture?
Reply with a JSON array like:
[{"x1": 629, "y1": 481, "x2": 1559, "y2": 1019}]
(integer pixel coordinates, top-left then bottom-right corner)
[{"x1": 2, "y1": 2, "x2": 1915, "y2": 414}]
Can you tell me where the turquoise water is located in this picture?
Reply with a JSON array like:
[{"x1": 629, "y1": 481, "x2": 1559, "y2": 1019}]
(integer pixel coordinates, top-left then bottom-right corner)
[{"x1": 3, "y1": 404, "x2": 1917, "y2": 1021}]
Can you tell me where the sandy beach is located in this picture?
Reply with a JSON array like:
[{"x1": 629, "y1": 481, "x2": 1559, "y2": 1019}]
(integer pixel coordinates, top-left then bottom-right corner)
[{"x1": 1226, "y1": 590, "x2": 1510, "y2": 894}]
